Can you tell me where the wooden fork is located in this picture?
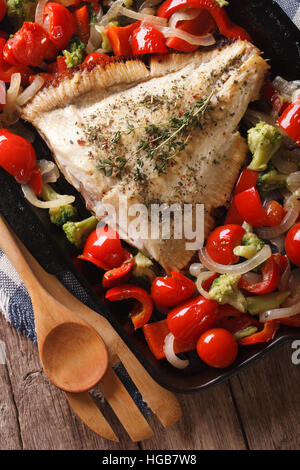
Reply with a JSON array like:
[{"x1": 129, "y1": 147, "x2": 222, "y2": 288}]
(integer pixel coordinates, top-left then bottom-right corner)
[{"x1": 13, "y1": 229, "x2": 182, "y2": 441}]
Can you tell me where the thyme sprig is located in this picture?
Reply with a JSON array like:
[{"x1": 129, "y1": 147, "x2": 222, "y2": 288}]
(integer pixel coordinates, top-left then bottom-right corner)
[
  {"x1": 134, "y1": 91, "x2": 214, "y2": 175},
  {"x1": 96, "y1": 156, "x2": 127, "y2": 177}
]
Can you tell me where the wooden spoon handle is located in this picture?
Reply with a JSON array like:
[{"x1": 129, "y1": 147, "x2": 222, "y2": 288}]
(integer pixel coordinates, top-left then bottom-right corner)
[
  {"x1": 64, "y1": 391, "x2": 119, "y2": 442},
  {"x1": 0, "y1": 217, "x2": 41, "y2": 296}
]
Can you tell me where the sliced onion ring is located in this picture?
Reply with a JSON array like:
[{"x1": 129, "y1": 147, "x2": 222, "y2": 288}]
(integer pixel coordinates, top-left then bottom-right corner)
[
  {"x1": 0, "y1": 80, "x2": 6, "y2": 105},
  {"x1": 287, "y1": 171, "x2": 300, "y2": 193},
  {"x1": 199, "y1": 245, "x2": 272, "y2": 275},
  {"x1": 35, "y1": 0, "x2": 49, "y2": 26},
  {"x1": 196, "y1": 271, "x2": 215, "y2": 299},
  {"x1": 22, "y1": 184, "x2": 75, "y2": 209},
  {"x1": 16, "y1": 75, "x2": 44, "y2": 106},
  {"x1": 157, "y1": 25, "x2": 215, "y2": 46},
  {"x1": 189, "y1": 262, "x2": 205, "y2": 277},
  {"x1": 256, "y1": 199, "x2": 300, "y2": 240},
  {"x1": 139, "y1": 0, "x2": 162, "y2": 11},
  {"x1": 168, "y1": 8, "x2": 201, "y2": 29},
  {"x1": 272, "y1": 150, "x2": 298, "y2": 175},
  {"x1": 163, "y1": 333, "x2": 189, "y2": 369},
  {"x1": 37, "y1": 160, "x2": 60, "y2": 183},
  {"x1": 117, "y1": 5, "x2": 167, "y2": 26},
  {"x1": 260, "y1": 300, "x2": 300, "y2": 323}
]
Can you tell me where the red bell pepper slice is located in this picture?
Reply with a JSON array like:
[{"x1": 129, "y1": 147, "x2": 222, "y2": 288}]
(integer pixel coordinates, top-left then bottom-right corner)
[
  {"x1": 239, "y1": 255, "x2": 280, "y2": 295},
  {"x1": 234, "y1": 168, "x2": 259, "y2": 195},
  {"x1": 280, "y1": 314, "x2": 300, "y2": 328},
  {"x1": 57, "y1": 56, "x2": 69, "y2": 74},
  {"x1": 225, "y1": 168, "x2": 258, "y2": 225},
  {"x1": 217, "y1": 304, "x2": 261, "y2": 334},
  {"x1": 102, "y1": 249, "x2": 134, "y2": 288},
  {"x1": 28, "y1": 167, "x2": 43, "y2": 197},
  {"x1": 83, "y1": 52, "x2": 111, "y2": 65},
  {"x1": 132, "y1": 25, "x2": 168, "y2": 55},
  {"x1": 105, "y1": 284, "x2": 153, "y2": 330},
  {"x1": 234, "y1": 187, "x2": 269, "y2": 227},
  {"x1": 106, "y1": 22, "x2": 140, "y2": 56},
  {"x1": 74, "y1": 5, "x2": 90, "y2": 44},
  {"x1": 239, "y1": 320, "x2": 280, "y2": 345},
  {"x1": 157, "y1": 0, "x2": 251, "y2": 41},
  {"x1": 166, "y1": 9, "x2": 217, "y2": 53},
  {"x1": 143, "y1": 319, "x2": 196, "y2": 360},
  {"x1": 277, "y1": 99, "x2": 300, "y2": 146}
]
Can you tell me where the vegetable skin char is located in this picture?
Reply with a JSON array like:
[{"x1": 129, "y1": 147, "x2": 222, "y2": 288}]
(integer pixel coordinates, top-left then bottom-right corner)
[{"x1": 22, "y1": 40, "x2": 268, "y2": 272}]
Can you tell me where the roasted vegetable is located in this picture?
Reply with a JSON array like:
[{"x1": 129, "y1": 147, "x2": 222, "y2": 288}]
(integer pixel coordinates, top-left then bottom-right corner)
[
  {"x1": 41, "y1": 184, "x2": 78, "y2": 226},
  {"x1": 62, "y1": 216, "x2": 98, "y2": 248},
  {"x1": 248, "y1": 122, "x2": 282, "y2": 171}
]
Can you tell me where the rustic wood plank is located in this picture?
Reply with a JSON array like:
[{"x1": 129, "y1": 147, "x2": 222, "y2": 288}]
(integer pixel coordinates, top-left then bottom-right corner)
[
  {"x1": 141, "y1": 381, "x2": 247, "y2": 450},
  {"x1": 0, "y1": 335, "x2": 22, "y2": 450},
  {"x1": 0, "y1": 315, "x2": 138, "y2": 449},
  {"x1": 230, "y1": 342, "x2": 300, "y2": 450}
]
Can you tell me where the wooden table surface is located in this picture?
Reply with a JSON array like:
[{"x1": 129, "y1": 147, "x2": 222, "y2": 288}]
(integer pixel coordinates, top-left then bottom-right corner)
[{"x1": 0, "y1": 313, "x2": 299, "y2": 450}]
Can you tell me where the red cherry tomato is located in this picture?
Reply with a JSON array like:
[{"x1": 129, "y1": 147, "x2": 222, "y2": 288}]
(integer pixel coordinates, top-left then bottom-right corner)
[
  {"x1": 78, "y1": 225, "x2": 124, "y2": 270},
  {"x1": 167, "y1": 296, "x2": 218, "y2": 342},
  {"x1": 0, "y1": 129, "x2": 36, "y2": 183},
  {"x1": 206, "y1": 224, "x2": 246, "y2": 265},
  {"x1": 265, "y1": 200, "x2": 285, "y2": 227},
  {"x1": 4, "y1": 22, "x2": 57, "y2": 67},
  {"x1": 285, "y1": 223, "x2": 300, "y2": 267},
  {"x1": 44, "y1": 3, "x2": 77, "y2": 51},
  {"x1": 131, "y1": 25, "x2": 168, "y2": 55},
  {"x1": 151, "y1": 271, "x2": 196, "y2": 308},
  {"x1": 0, "y1": 38, "x2": 31, "y2": 85},
  {"x1": 197, "y1": 328, "x2": 238, "y2": 368},
  {"x1": 0, "y1": 0, "x2": 7, "y2": 23},
  {"x1": 277, "y1": 99, "x2": 300, "y2": 146},
  {"x1": 83, "y1": 52, "x2": 111, "y2": 65}
]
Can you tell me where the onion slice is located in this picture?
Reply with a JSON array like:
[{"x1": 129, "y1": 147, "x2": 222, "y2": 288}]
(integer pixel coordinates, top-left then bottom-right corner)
[
  {"x1": 260, "y1": 301, "x2": 300, "y2": 323},
  {"x1": 189, "y1": 262, "x2": 205, "y2": 278},
  {"x1": 16, "y1": 75, "x2": 44, "y2": 106},
  {"x1": 37, "y1": 160, "x2": 60, "y2": 183},
  {"x1": 199, "y1": 245, "x2": 272, "y2": 275},
  {"x1": 272, "y1": 150, "x2": 298, "y2": 175},
  {"x1": 256, "y1": 199, "x2": 300, "y2": 240},
  {"x1": 0, "y1": 80, "x2": 6, "y2": 105},
  {"x1": 196, "y1": 271, "x2": 215, "y2": 299},
  {"x1": 168, "y1": 8, "x2": 201, "y2": 29},
  {"x1": 287, "y1": 171, "x2": 300, "y2": 193},
  {"x1": 139, "y1": 0, "x2": 162, "y2": 11},
  {"x1": 35, "y1": 0, "x2": 49, "y2": 26},
  {"x1": 117, "y1": 5, "x2": 167, "y2": 26},
  {"x1": 163, "y1": 333, "x2": 189, "y2": 369},
  {"x1": 22, "y1": 184, "x2": 75, "y2": 208},
  {"x1": 157, "y1": 25, "x2": 215, "y2": 46}
]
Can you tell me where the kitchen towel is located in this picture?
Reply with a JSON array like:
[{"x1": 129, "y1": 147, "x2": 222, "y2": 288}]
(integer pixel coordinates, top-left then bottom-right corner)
[{"x1": 0, "y1": 0, "x2": 299, "y2": 410}]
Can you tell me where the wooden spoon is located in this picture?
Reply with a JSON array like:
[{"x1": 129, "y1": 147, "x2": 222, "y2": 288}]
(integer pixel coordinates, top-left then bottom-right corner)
[{"x1": 0, "y1": 216, "x2": 109, "y2": 393}]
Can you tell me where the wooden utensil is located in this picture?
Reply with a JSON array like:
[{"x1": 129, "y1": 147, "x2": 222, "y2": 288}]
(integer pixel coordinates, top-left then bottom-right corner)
[
  {"x1": 12, "y1": 224, "x2": 182, "y2": 437},
  {"x1": 0, "y1": 216, "x2": 109, "y2": 394}
]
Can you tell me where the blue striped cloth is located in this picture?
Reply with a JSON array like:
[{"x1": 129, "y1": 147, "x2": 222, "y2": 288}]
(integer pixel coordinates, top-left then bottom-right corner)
[{"x1": 0, "y1": 1, "x2": 299, "y2": 402}]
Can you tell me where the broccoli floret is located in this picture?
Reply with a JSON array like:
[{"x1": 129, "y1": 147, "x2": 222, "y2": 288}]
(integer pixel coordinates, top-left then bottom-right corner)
[
  {"x1": 63, "y1": 216, "x2": 98, "y2": 248},
  {"x1": 209, "y1": 274, "x2": 247, "y2": 313},
  {"x1": 41, "y1": 184, "x2": 78, "y2": 226},
  {"x1": 216, "y1": 0, "x2": 229, "y2": 6},
  {"x1": 63, "y1": 35, "x2": 86, "y2": 69},
  {"x1": 7, "y1": 0, "x2": 36, "y2": 31},
  {"x1": 233, "y1": 232, "x2": 265, "y2": 260},
  {"x1": 246, "y1": 291, "x2": 290, "y2": 315},
  {"x1": 257, "y1": 168, "x2": 287, "y2": 194},
  {"x1": 132, "y1": 252, "x2": 156, "y2": 282},
  {"x1": 247, "y1": 121, "x2": 282, "y2": 171}
]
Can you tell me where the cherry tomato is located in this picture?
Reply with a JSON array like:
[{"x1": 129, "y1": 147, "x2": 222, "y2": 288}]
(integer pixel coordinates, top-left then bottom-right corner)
[
  {"x1": 206, "y1": 224, "x2": 245, "y2": 265},
  {"x1": 265, "y1": 200, "x2": 285, "y2": 226},
  {"x1": 167, "y1": 296, "x2": 218, "y2": 342},
  {"x1": 277, "y1": 99, "x2": 300, "y2": 146},
  {"x1": 285, "y1": 223, "x2": 300, "y2": 267},
  {"x1": 197, "y1": 328, "x2": 238, "y2": 368},
  {"x1": 0, "y1": 0, "x2": 6, "y2": 23},
  {"x1": 78, "y1": 225, "x2": 124, "y2": 270},
  {"x1": 83, "y1": 52, "x2": 111, "y2": 65},
  {"x1": 0, "y1": 129, "x2": 36, "y2": 183},
  {"x1": 4, "y1": 23, "x2": 57, "y2": 67},
  {"x1": 44, "y1": 3, "x2": 77, "y2": 51},
  {"x1": 151, "y1": 271, "x2": 196, "y2": 308},
  {"x1": 131, "y1": 25, "x2": 168, "y2": 55}
]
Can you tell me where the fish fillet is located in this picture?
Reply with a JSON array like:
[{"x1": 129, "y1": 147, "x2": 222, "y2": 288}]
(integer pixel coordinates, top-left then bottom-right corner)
[{"x1": 22, "y1": 40, "x2": 269, "y2": 272}]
